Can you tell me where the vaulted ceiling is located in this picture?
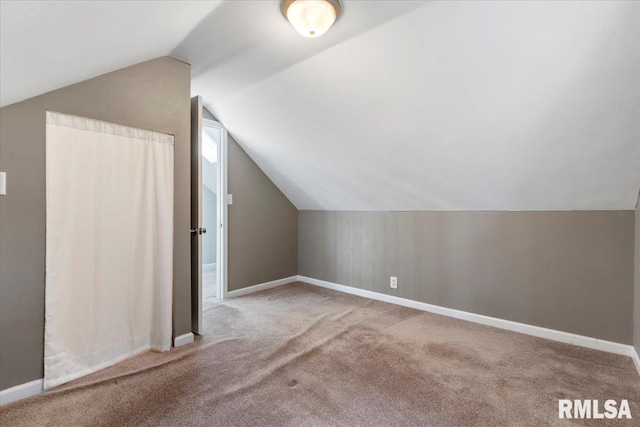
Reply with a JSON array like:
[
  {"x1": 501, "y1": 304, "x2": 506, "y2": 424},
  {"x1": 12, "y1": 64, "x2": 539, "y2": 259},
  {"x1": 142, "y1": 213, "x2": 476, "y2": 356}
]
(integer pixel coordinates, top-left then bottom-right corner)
[
  {"x1": 2, "y1": 0, "x2": 639, "y2": 210},
  {"x1": 0, "y1": 1, "x2": 222, "y2": 107}
]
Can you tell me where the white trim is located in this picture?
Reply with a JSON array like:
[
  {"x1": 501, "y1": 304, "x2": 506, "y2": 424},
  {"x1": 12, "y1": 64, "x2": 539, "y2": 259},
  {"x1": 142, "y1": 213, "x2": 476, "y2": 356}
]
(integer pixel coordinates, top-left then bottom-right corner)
[
  {"x1": 297, "y1": 276, "x2": 640, "y2": 370},
  {"x1": 0, "y1": 332, "x2": 201, "y2": 405},
  {"x1": 1, "y1": 281, "x2": 636, "y2": 408},
  {"x1": 227, "y1": 276, "x2": 298, "y2": 298},
  {"x1": 631, "y1": 348, "x2": 640, "y2": 377},
  {"x1": 202, "y1": 118, "x2": 228, "y2": 302},
  {"x1": 221, "y1": 125, "x2": 228, "y2": 300},
  {"x1": 0, "y1": 379, "x2": 43, "y2": 406},
  {"x1": 174, "y1": 332, "x2": 194, "y2": 348}
]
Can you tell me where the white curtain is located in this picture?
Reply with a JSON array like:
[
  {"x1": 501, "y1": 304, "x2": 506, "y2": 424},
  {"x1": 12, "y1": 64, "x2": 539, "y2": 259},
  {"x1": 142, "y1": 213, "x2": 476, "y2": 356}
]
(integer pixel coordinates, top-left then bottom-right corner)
[{"x1": 44, "y1": 112, "x2": 174, "y2": 389}]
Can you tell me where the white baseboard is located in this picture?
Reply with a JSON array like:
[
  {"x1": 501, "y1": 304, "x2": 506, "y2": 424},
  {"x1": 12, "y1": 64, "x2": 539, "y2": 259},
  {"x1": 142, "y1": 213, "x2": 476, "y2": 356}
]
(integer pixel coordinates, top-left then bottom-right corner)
[
  {"x1": 2, "y1": 333, "x2": 197, "y2": 406},
  {"x1": 631, "y1": 348, "x2": 640, "y2": 377},
  {"x1": 227, "y1": 276, "x2": 298, "y2": 298},
  {"x1": 297, "y1": 275, "x2": 640, "y2": 371},
  {"x1": 2, "y1": 334, "x2": 197, "y2": 405},
  {"x1": 0, "y1": 378, "x2": 43, "y2": 406},
  {"x1": 174, "y1": 332, "x2": 194, "y2": 348}
]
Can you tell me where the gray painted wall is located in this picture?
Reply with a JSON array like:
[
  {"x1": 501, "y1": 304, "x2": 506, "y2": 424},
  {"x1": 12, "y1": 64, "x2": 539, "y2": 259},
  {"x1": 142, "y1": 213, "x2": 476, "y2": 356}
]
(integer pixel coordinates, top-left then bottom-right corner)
[
  {"x1": 227, "y1": 136, "x2": 298, "y2": 291},
  {"x1": 635, "y1": 193, "x2": 640, "y2": 355},
  {"x1": 201, "y1": 107, "x2": 298, "y2": 292},
  {"x1": 0, "y1": 57, "x2": 191, "y2": 390},
  {"x1": 299, "y1": 210, "x2": 634, "y2": 344}
]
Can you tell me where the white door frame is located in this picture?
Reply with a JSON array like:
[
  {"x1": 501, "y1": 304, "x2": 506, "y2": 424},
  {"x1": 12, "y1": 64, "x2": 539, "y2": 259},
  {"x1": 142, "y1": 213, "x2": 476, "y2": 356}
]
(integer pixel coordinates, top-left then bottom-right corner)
[{"x1": 202, "y1": 118, "x2": 228, "y2": 301}]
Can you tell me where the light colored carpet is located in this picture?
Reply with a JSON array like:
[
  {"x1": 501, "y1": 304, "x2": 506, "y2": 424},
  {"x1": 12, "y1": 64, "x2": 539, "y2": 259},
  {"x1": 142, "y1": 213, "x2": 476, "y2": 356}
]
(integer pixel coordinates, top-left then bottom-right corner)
[{"x1": 1, "y1": 282, "x2": 639, "y2": 426}]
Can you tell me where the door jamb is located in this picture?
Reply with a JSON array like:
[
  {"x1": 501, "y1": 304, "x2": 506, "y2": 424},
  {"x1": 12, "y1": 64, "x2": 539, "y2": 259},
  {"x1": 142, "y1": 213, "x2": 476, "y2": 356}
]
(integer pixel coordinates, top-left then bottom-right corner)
[{"x1": 202, "y1": 118, "x2": 228, "y2": 301}]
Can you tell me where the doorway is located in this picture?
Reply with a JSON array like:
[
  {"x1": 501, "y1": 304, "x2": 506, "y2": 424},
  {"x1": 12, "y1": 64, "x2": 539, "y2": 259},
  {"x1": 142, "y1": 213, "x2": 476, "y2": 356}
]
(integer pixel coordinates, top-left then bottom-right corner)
[
  {"x1": 191, "y1": 96, "x2": 228, "y2": 335},
  {"x1": 202, "y1": 118, "x2": 228, "y2": 309}
]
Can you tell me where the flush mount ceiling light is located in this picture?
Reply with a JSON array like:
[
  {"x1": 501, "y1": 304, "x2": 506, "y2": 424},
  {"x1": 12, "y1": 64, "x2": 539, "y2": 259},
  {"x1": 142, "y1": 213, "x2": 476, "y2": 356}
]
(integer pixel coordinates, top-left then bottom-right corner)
[{"x1": 282, "y1": 0, "x2": 342, "y2": 38}]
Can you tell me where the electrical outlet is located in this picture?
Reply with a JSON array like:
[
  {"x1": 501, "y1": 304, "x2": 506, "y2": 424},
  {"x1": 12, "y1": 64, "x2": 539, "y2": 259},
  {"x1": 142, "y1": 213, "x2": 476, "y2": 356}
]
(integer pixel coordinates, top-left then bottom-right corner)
[{"x1": 390, "y1": 276, "x2": 398, "y2": 289}]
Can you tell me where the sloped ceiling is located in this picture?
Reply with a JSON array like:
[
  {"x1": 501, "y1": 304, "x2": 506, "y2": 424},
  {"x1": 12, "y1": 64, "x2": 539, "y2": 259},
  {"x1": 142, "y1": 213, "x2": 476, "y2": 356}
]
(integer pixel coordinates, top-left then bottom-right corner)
[
  {"x1": 0, "y1": 0, "x2": 222, "y2": 107},
  {"x1": 2, "y1": 1, "x2": 639, "y2": 210}
]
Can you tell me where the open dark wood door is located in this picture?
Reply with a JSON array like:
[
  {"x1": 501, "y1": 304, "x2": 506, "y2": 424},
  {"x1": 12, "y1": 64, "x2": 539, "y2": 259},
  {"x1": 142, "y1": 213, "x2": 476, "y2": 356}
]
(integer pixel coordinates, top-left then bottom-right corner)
[{"x1": 190, "y1": 96, "x2": 203, "y2": 334}]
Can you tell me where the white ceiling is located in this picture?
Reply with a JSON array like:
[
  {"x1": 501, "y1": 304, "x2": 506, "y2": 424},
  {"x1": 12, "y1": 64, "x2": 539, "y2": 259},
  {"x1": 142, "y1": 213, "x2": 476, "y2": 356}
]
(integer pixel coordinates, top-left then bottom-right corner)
[
  {"x1": 0, "y1": 0, "x2": 221, "y2": 107},
  {"x1": 2, "y1": 1, "x2": 639, "y2": 210}
]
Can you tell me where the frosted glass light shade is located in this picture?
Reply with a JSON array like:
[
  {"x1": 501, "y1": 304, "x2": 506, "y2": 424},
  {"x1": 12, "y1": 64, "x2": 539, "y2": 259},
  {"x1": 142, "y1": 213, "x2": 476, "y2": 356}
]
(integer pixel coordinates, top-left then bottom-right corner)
[{"x1": 284, "y1": 0, "x2": 340, "y2": 38}]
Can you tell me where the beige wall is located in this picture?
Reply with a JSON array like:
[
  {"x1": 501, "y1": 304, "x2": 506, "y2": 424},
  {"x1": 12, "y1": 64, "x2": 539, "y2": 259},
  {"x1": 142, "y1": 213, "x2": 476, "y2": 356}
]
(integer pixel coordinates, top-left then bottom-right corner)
[
  {"x1": 299, "y1": 210, "x2": 635, "y2": 344},
  {"x1": 227, "y1": 136, "x2": 298, "y2": 291},
  {"x1": 635, "y1": 193, "x2": 640, "y2": 355},
  {"x1": 0, "y1": 57, "x2": 191, "y2": 390},
  {"x1": 202, "y1": 108, "x2": 298, "y2": 292}
]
